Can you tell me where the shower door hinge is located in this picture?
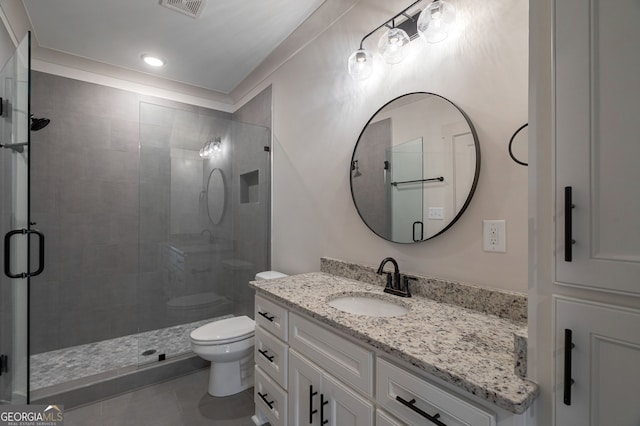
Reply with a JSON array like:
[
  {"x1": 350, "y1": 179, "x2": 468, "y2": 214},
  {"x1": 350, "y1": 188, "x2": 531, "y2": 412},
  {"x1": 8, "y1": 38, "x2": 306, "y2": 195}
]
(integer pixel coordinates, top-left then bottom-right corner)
[
  {"x1": 0, "y1": 354, "x2": 8, "y2": 375},
  {"x1": 263, "y1": 146, "x2": 270, "y2": 152}
]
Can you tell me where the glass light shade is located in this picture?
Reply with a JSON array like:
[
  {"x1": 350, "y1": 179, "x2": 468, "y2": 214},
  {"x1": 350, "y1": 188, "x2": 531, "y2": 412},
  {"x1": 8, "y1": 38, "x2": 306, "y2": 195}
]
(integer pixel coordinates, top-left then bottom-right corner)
[
  {"x1": 377, "y1": 27, "x2": 410, "y2": 64},
  {"x1": 417, "y1": 0, "x2": 456, "y2": 43},
  {"x1": 348, "y1": 49, "x2": 373, "y2": 81}
]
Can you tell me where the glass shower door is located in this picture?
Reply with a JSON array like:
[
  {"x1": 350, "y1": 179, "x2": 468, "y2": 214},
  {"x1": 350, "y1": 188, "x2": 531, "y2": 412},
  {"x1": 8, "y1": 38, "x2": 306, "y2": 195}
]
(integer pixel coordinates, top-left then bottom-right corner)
[{"x1": 0, "y1": 33, "x2": 35, "y2": 404}]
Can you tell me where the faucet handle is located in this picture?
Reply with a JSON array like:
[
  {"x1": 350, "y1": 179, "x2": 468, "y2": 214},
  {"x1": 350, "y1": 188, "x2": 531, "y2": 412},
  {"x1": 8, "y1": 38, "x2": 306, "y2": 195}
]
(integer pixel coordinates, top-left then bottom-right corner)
[{"x1": 401, "y1": 275, "x2": 417, "y2": 297}]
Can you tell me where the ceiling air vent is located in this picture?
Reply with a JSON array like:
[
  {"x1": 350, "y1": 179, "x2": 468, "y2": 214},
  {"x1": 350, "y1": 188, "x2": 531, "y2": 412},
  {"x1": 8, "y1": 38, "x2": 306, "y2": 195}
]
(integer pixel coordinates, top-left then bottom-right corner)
[{"x1": 160, "y1": 0, "x2": 207, "y2": 19}]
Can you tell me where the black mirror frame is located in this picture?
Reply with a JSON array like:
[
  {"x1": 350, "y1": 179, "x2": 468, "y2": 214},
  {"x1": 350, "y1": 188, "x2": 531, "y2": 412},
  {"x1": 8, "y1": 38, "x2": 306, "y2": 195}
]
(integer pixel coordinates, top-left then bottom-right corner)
[{"x1": 349, "y1": 92, "x2": 481, "y2": 244}]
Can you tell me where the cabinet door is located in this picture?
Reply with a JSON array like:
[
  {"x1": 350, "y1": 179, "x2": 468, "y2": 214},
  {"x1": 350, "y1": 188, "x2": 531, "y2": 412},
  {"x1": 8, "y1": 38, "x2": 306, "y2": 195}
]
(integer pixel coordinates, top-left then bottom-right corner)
[
  {"x1": 555, "y1": 297, "x2": 640, "y2": 425},
  {"x1": 322, "y1": 373, "x2": 374, "y2": 426},
  {"x1": 289, "y1": 349, "x2": 323, "y2": 426},
  {"x1": 554, "y1": 0, "x2": 640, "y2": 294}
]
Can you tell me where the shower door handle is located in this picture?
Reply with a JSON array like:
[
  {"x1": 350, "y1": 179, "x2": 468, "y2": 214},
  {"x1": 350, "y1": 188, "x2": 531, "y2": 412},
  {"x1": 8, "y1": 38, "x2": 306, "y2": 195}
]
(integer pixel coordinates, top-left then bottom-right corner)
[
  {"x1": 412, "y1": 221, "x2": 423, "y2": 242},
  {"x1": 4, "y1": 228, "x2": 45, "y2": 278}
]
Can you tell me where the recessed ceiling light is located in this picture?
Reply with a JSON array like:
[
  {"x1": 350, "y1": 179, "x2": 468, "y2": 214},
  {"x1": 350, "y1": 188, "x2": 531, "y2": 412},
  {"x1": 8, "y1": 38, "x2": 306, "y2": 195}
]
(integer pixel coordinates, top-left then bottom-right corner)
[{"x1": 141, "y1": 54, "x2": 166, "y2": 67}]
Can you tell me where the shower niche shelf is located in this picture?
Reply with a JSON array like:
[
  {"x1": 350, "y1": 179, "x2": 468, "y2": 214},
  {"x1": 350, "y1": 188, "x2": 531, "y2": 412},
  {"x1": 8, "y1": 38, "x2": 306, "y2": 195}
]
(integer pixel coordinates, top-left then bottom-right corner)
[{"x1": 240, "y1": 170, "x2": 260, "y2": 204}]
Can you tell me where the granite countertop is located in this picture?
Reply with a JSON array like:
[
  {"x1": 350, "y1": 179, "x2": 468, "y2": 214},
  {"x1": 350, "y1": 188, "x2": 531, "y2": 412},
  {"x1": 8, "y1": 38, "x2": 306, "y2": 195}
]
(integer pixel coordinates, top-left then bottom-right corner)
[{"x1": 250, "y1": 272, "x2": 538, "y2": 415}]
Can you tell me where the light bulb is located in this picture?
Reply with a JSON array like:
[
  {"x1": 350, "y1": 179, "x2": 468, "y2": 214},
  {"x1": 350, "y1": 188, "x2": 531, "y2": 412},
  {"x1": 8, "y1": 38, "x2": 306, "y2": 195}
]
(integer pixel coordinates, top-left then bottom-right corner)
[
  {"x1": 417, "y1": 0, "x2": 456, "y2": 43},
  {"x1": 348, "y1": 49, "x2": 373, "y2": 81},
  {"x1": 141, "y1": 54, "x2": 166, "y2": 67},
  {"x1": 377, "y1": 27, "x2": 410, "y2": 64}
]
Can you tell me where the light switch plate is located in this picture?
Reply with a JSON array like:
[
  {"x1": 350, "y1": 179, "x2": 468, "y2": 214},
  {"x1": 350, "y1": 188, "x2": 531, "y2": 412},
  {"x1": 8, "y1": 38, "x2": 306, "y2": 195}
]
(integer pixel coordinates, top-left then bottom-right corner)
[
  {"x1": 428, "y1": 207, "x2": 444, "y2": 220},
  {"x1": 483, "y1": 220, "x2": 506, "y2": 252}
]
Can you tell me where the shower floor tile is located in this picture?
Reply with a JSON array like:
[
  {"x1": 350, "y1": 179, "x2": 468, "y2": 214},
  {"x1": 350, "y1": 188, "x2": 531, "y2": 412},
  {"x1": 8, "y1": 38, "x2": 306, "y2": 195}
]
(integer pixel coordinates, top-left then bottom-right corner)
[{"x1": 30, "y1": 315, "x2": 232, "y2": 391}]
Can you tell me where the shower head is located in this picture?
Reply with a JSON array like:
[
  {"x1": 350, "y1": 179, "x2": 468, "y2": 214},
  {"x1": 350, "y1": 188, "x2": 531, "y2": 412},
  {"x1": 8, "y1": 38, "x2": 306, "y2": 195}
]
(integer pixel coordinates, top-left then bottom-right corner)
[{"x1": 30, "y1": 116, "x2": 50, "y2": 131}]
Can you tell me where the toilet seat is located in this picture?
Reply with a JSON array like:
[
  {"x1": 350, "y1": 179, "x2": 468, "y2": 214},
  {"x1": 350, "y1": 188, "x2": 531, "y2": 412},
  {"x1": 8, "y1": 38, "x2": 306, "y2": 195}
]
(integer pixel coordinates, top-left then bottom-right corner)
[{"x1": 190, "y1": 315, "x2": 255, "y2": 346}]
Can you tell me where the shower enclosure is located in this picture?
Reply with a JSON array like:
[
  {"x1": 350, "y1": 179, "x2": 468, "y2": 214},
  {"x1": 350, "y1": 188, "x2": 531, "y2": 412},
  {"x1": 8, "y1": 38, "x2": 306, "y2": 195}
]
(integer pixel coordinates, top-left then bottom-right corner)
[
  {"x1": 23, "y1": 68, "x2": 271, "y2": 402},
  {"x1": 0, "y1": 32, "x2": 32, "y2": 405}
]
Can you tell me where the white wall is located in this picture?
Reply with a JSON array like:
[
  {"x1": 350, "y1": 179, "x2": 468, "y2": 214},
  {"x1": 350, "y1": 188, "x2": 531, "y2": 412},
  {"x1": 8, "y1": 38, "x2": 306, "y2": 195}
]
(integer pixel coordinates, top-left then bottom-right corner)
[{"x1": 268, "y1": 0, "x2": 529, "y2": 291}]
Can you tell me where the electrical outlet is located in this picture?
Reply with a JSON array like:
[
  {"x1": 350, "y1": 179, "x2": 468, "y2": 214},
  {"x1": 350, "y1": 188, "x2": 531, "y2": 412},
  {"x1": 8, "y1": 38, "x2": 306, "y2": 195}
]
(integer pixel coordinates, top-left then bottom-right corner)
[
  {"x1": 428, "y1": 207, "x2": 445, "y2": 220},
  {"x1": 483, "y1": 220, "x2": 506, "y2": 252}
]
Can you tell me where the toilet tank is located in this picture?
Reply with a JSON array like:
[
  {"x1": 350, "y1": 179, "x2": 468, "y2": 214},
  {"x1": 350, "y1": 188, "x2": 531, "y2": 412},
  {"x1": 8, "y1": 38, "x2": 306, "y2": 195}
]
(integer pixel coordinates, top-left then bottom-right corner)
[{"x1": 255, "y1": 271, "x2": 288, "y2": 281}]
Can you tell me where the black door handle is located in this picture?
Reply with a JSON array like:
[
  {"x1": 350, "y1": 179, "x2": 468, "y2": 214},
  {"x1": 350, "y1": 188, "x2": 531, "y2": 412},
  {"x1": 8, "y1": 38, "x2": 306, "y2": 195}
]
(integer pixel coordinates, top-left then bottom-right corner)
[
  {"x1": 258, "y1": 311, "x2": 275, "y2": 322},
  {"x1": 258, "y1": 349, "x2": 274, "y2": 363},
  {"x1": 413, "y1": 221, "x2": 423, "y2": 242},
  {"x1": 4, "y1": 228, "x2": 45, "y2": 278},
  {"x1": 396, "y1": 395, "x2": 447, "y2": 426},
  {"x1": 320, "y1": 393, "x2": 329, "y2": 425},
  {"x1": 258, "y1": 391, "x2": 274, "y2": 409},
  {"x1": 564, "y1": 186, "x2": 575, "y2": 262},
  {"x1": 564, "y1": 328, "x2": 575, "y2": 405},
  {"x1": 309, "y1": 385, "x2": 318, "y2": 424}
]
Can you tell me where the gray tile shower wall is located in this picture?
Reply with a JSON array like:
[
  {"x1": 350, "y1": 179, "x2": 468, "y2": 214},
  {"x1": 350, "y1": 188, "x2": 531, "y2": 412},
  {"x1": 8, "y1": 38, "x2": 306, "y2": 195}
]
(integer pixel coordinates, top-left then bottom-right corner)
[{"x1": 29, "y1": 71, "x2": 239, "y2": 354}]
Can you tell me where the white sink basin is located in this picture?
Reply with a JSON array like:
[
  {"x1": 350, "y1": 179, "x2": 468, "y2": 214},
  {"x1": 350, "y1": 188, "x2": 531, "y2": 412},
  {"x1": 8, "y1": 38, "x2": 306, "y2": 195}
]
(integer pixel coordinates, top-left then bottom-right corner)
[{"x1": 327, "y1": 294, "x2": 409, "y2": 317}]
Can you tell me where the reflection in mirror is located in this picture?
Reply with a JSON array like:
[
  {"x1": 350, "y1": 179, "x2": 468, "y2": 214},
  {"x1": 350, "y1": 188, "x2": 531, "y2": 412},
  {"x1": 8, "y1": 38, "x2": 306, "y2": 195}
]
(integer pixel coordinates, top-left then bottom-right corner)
[
  {"x1": 207, "y1": 168, "x2": 225, "y2": 225},
  {"x1": 350, "y1": 93, "x2": 480, "y2": 243}
]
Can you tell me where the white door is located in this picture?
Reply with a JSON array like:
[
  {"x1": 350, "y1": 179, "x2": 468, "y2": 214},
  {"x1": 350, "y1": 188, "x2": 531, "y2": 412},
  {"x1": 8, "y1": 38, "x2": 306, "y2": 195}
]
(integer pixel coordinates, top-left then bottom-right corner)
[
  {"x1": 322, "y1": 373, "x2": 374, "y2": 426},
  {"x1": 289, "y1": 349, "x2": 323, "y2": 426},
  {"x1": 554, "y1": 297, "x2": 640, "y2": 425},
  {"x1": 554, "y1": 0, "x2": 640, "y2": 295}
]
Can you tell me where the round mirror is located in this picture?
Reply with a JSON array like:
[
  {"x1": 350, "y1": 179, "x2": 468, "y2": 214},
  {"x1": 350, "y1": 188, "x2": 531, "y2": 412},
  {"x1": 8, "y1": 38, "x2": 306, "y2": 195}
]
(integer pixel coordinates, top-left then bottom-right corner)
[
  {"x1": 350, "y1": 92, "x2": 480, "y2": 243},
  {"x1": 207, "y1": 168, "x2": 225, "y2": 225}
]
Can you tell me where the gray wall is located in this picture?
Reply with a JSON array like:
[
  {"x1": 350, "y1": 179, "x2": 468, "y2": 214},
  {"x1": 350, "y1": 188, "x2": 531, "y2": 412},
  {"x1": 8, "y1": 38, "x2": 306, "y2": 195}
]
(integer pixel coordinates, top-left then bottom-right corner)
[
  {"x1": 30, "y1": 72, "x2": 141, "y2": 353},
  {"x1": 29, "y1": 72, "x2": 270, "y2": 354}
]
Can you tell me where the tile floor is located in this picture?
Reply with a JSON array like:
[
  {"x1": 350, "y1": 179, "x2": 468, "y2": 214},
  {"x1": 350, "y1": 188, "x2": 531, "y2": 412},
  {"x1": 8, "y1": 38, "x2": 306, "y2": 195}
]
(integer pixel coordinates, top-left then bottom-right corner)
[
  {"x1": 63, "y1": 368, "x2": 257, "y2": 426},
  {"x1": 31, "y1": 315, "x2": 231, "y2": 391}
]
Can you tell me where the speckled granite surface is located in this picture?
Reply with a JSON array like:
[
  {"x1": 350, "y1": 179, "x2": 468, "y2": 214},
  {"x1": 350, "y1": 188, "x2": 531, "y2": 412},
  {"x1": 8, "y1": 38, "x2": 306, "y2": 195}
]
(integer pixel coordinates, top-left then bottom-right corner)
[
  {"x1": 321, "y1": 257, "x2": 528, "y2": 323},
  {"x1": 250, "y1": 272, "x2": 538, "y2": 414},
  {"x1": 514, "y1": 327, "x2": 528, "y2": 378}
]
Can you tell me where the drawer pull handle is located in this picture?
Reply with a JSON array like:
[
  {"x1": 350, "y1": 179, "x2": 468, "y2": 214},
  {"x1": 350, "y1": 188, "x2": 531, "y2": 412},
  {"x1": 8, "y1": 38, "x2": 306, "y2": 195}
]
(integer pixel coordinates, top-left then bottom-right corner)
[
  {"x1": 564, "y1": 186, "x2": 576, "y2": 262},
  {"x1": 309, "y1": 385, "x2": 318, "y2": 423},
  {"x1": 258, "y1": 311, "x2": 275, "y2": 322},
  {"x1": 258, "y1": 391, "x2": 274, "y2": 409},
  {"x1": 258, "y1": 349, "x2": 274, "y2": 362},
  {"x1": 320, "y1": 393, "x2": 329, "y2": 425},
  {"x1": 563, "y1": 328, "x2": 575, "y2": 405},
  {"x1": 396, "y1": 396, "x2": 447, "y2": 426}
]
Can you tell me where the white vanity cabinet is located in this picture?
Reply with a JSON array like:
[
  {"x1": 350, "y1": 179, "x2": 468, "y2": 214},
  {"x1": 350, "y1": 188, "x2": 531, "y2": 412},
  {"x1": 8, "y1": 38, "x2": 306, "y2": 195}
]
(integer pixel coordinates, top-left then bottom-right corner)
[
  {"x1": 254, "y1": 295, "x2": 289, "y2": 426},
  {"x1": 551, "y1": 0, "x2": 640, "y2": 423},
  {"x1": 377, "y1": 358, "x2": 495, "y2": 426},
  {"x1": 254, "y1": 293, "x2": 526, "y2": 426},
  {"x1": 289, "y1": 350, "x2": 373, "y2": 426}
]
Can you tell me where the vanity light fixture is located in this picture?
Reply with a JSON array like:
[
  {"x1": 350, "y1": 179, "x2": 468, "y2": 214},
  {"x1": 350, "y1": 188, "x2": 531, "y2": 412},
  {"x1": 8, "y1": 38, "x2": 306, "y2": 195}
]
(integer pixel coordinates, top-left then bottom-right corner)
[
  {"x1": 347, "y1": 0, "x2": 456, "y2": 80},
  {"x1": 417, "y1": 0, "x2": 457, "y2": 43},
  {"x1": 141, "y1": 54, "x2": 166, "y2": 67},
  {"x1": 199, "y1": 137, "x2": 222, "y2": 158}
]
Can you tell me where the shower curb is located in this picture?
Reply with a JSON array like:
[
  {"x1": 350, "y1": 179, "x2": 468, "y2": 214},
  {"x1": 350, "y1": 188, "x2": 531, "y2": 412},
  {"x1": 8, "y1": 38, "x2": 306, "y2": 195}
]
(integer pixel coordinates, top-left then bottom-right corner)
[{"x1": 31, "y1": 353, "x2": 208, "y2": 409}]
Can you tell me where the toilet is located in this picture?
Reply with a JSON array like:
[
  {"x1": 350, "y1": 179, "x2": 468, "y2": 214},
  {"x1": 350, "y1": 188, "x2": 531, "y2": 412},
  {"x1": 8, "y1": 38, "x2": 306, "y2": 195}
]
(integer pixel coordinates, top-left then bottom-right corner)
[{"x1": 190, "y1": 270, "x2": 288, "y2": 397}]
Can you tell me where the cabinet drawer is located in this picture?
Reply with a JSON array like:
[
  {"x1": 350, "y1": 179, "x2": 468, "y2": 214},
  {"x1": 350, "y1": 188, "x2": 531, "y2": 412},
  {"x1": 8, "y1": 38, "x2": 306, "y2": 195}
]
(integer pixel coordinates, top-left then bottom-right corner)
[
  {"x1": 255, "y1": 295, "x2": 288, "y2": 341},
  {"x1": 255, "y1": 325, "x2": 288, "y2": 389},
  {"x1": 376, "y1": 409, "x2": 403, "y2": 426},
  {"x1": 255, "y1": 366, "x2": 287, "y2": 426},
  {"x1": 289, "y1": 312, "x2": 373, "y2": 397},
  {"x1": 377, "y1": 358, "x2": 496, "y2": 426}
]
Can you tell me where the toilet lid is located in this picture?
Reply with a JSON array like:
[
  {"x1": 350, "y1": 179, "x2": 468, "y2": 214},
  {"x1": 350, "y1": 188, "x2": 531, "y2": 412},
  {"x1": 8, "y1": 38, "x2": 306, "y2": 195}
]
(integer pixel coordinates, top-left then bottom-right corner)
[{"x1": 190, "y1": 315, "x2": 255, "y2": 344}]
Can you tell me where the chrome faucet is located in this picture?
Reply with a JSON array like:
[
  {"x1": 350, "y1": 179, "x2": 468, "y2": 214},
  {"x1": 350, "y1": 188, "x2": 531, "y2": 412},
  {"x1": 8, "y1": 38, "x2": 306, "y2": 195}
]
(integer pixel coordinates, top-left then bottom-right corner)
[{"x1": 376, "y1": 257, "x2": 412, "y2": 297}]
